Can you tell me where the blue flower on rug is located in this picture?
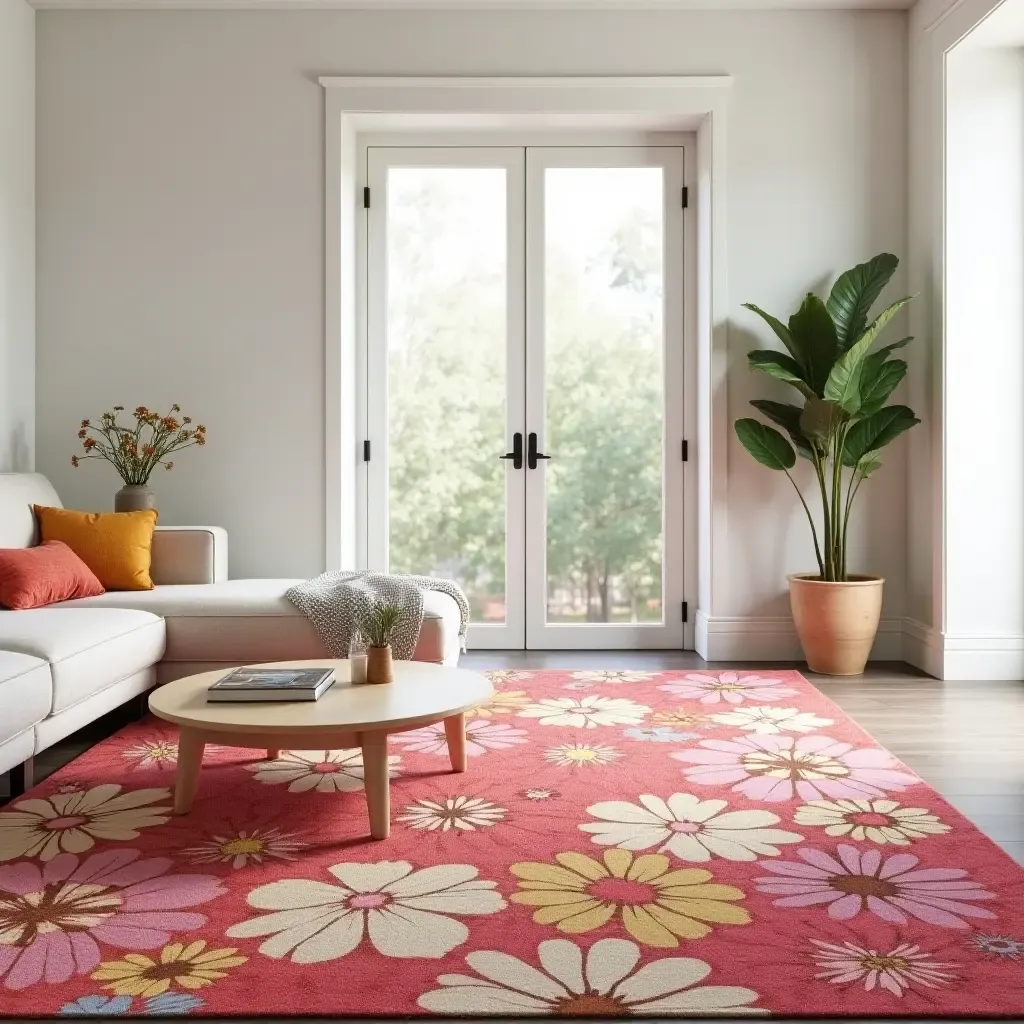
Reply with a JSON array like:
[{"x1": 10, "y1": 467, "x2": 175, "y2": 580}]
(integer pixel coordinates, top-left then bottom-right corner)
[
  {"x1": 59, "y1": 995, "x2": 134, "y2": 1016},
  {"x1": 145, "y1": 991, "x2": 205, "y2": 1015},
  {"x1": 623, "y1": 726, "x2": 699, "y2": 743}
]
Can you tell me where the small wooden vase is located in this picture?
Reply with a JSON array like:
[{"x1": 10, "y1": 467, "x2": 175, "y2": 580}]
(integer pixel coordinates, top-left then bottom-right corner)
[{"x1": 366, "y1": 645, "x2": 394, "y2": 684}]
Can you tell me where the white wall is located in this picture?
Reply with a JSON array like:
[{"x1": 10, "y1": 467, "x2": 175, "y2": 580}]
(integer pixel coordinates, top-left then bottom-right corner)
[
  {"x1": 946, "y1": 45, "x2": 1024, "y2": 642},
  {"x1": 0, "y1": 0, "x2": 35, "y2": 473},
  {"x1": 908, "y1": 0, "x2": 1024, "y2": 678},
  {"x1": 36, "y1": 8, "x2": 909, "y2": 617}
]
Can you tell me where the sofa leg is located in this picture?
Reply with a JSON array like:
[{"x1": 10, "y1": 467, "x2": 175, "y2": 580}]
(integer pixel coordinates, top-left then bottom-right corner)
[
  {"x1": 132, "y1": 693, "x2": 150, "y2": 721},
  {"x1": 8, "y1": 757, "x2": 34, "y2": 799}
]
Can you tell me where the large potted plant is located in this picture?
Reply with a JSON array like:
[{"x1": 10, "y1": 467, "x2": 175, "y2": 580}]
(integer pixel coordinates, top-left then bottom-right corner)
[{"x1": 735, "y1": 253, "x2": 919, "y2": 675}]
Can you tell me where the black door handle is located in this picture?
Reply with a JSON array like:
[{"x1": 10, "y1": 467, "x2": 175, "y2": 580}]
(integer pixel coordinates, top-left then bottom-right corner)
[
  {"x1": 528, "y1": 432, "x2": 551, "y2": 470},
  {"x1": 499, "y1": 432, "x2": 523, "y2": 470}
]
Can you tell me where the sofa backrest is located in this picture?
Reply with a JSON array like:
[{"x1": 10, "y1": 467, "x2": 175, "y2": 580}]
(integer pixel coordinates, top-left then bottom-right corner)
[{"x1": 0, "y1": 474, "x2": 63, "y2": 548}]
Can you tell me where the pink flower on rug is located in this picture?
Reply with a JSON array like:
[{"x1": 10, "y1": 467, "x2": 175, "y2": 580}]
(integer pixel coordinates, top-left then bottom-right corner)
[
  {"x1": 0, "y1": 849, "x2": 226, "y2": 990},
  {"x1": 659, "y1": 672, "x2": 798, "y2": 705},
  {"x1": 756, "y1": 845, "x2": 997, "y2": 929},
  {"x1": 672, "y1": 734, "x2": 918, "y2": 802},
  {"x1": 392, "y1": 719, "x2": 528, "y2": 757}
]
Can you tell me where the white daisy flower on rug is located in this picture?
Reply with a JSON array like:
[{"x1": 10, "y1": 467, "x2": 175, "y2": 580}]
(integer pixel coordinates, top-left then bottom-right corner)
[
  {"x1": 660, "y1": 672, "x2": 798, "y2": 705},
  {"x1": 518, "y1": 696, "x2": 650, "y2": 729},
  {"x1": 486, "y1": 670, "x2": 534, "y2": 683},
  {"x1": 794, "y1": 799, "x2": 951, "y2": 845},
  {"x1": 570, "y1": 670, "x2": 659, "y2": 684},
  {"x1": 393, "y1": 720, "x2": 528, "y2": 757},
  {"x1": 545, "y1": 743, "x2": 623, "y2": 768},
  {"x1": 181, "y1": 825, "x2": 307, "y2": 868},
  {"x1": 710, "y1": 706, "x2": 833, "y2": 734},
  {"x1": 122, "y1": 737, "x2": 178, "y2": 769},
  {"x1": 809, "y1": 939, "x2": 957, "y2": 996},
  {"x1": 967, "y1": 933, "x2": 1024, "y2": 960},
  {"x1": 247, "y1": 749, "x2": 400, "y2": 794},
  {"x1": 417, "y1": 937, "x2": 765, "y2": 1015},
  {"x1": 398, "y1": 796, "x2": 506, "y2": 832},
  {"x1": 226, "y1": 860, "x2": 505, "y2": 961},
  {"x1": 0, "y1": 784, "x2": 171, "y2": 862},
  {"x1": 521, "y1": 788, "x2": 559, "y2": 801},
  {"x1": 580, "y1": 793, "x2": 803, "y2": 862}
]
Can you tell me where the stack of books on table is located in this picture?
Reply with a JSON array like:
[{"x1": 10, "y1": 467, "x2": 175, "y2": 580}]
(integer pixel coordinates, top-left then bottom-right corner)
[{"x1": 206, "y1": 667, "x2": 335, "y2": 702}]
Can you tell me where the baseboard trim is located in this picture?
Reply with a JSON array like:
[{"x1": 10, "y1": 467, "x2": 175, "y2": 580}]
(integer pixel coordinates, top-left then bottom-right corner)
[
  {"x1": 695, "y1": 611, "x2": 904, "y2": 663},
  {"x1": 696, "y1": 611, "x2": 1024, "y2": 680}
]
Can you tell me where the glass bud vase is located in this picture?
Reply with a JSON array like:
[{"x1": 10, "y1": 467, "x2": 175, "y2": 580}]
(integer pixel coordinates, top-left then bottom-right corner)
[
  {"x1": 114, "y1": 484, "x2": 155, "y2": 513},
  {"x1": 349, "y1": 631, "x2": 369, "y2": 684}
]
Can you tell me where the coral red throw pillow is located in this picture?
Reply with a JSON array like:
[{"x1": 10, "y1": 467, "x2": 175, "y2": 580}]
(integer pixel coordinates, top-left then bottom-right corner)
[{"x1": 0, "y1": 540, "x2": 106, "y2": 610}]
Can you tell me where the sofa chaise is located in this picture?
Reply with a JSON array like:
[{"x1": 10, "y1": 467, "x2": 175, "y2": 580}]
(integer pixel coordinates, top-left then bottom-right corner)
[{"x1": 0, "y1": 472, "x2": 462, "y2": 794}]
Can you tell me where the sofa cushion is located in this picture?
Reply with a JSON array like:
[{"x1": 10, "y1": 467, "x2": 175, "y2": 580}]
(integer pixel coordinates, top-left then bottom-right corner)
[
  {"x1": 0, "y1": 540, "x2": 105, "y2": 610},
  {"x1": 0, "y1": 473, "x2": 62, "y2": 549},
  {"x1": 57, "y1": 579, "x2": 460, "y2": 665},
  {"x1": 0, "y1": 609, "x2": 165, "y2": 712},
  {"x1": 0, "y1": 651, "x2": 51, "y2": 742}
]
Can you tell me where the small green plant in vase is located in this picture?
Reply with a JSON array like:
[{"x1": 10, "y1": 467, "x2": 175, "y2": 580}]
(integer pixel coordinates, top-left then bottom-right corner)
[
  {"x1": 360, "y1": 602, "x2": 403, "y2": 684},
  {"x1": 735, "y1": 253, "x2": 919, "y2": 675}
]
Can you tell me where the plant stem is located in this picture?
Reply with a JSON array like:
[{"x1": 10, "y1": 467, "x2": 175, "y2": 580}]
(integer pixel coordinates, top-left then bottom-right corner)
[
  {"x1": 783, "y1": 469, "x2": 824, "y2": 577},
  {"x1": 811, "y1": 448, "x2": 832, "y2": 580}
]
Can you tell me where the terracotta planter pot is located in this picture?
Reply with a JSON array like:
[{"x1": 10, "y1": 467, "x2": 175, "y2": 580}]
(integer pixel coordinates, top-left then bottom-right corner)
[
  {"x1": 788, "y1": 574, "x2": 884, "y2": 676},
  {"x1": 366, "y1": 645, "x2": 394, "y2": 685}
]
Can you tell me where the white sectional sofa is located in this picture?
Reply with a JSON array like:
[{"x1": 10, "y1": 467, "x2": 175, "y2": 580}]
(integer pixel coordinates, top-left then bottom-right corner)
[{"x1": 0, "y1": 473, "x2": 462, "y2": 794}]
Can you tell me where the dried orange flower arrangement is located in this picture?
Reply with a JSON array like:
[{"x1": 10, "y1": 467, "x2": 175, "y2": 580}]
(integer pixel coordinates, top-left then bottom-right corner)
[{"x1": 72, "y1": 405, "x2": 207, "y2": 485}]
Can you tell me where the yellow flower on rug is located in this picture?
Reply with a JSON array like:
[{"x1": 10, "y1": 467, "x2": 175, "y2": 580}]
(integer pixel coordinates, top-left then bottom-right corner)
[
  {"x1": 509, "y1": 848, "x2": 750, "y2": 947},
  {"x1": 467, "y1": 690, "x2": 532, "y2": 718},
  {"x1": 92, "y1": 940, "x2": 247, "y2": 997},
  {"x1": 0, "y1": 784, "x2": 171, "y2": 862}
]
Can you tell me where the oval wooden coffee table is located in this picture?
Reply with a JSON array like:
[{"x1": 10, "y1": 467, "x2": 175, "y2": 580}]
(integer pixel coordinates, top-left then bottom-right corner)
[{"x1": 148, "y1": 659, "x2": 493, "y2": 840}]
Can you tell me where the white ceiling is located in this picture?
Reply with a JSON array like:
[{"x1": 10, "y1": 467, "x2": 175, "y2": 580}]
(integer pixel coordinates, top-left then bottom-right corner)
[{"x1": 29, "y1": 0, "x2": 916, "y2": 10}]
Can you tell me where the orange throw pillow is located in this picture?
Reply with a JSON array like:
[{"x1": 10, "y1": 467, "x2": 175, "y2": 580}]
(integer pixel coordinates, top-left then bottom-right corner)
[
  {"x1": 0, "y1": 540, "x2": 106, "y2": 609},
  {"x1": 33, "y1": 505, "x2": 159, "y2": 591}
]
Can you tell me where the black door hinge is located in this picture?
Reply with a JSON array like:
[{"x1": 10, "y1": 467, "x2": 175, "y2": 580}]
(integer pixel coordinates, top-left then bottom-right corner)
[
  {"x1": 363, "y1": 187, "x2": 371, "y2": 209},
  {"x1": 363, "y1": 439, "x2": 371, "y2": 462},
  {"x1": 681, "y1": 439, "x2": 689, "y2": 462},
  {"x1": 682, "y1": 186, "x2": 689, "y2": 209},
  {"x1": 682, "y1": 601, "x2": 688, "y2": 623}
]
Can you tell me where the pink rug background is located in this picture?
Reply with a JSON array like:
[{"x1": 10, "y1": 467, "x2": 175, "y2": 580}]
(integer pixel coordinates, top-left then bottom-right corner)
[{"x1": 1, "y1": 668, "x2": 1022, "y2": 1018}]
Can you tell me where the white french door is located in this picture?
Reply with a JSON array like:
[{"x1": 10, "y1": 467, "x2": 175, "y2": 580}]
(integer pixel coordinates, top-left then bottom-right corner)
[{"x1": 365, "y1": 144, "x2": 685, "y2": 650}]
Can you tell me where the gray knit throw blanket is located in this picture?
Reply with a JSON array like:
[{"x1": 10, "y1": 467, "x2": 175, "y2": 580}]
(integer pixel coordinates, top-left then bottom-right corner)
[{"x1": 286, "y1": 571, "x2": 470, "y2": 660}]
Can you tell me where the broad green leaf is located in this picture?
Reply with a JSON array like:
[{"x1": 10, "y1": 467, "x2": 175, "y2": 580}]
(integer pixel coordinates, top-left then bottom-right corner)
[
  {"x1": 858, "y1": 451, "x2": 884, "y2": 478},
  {"x1": 857, "y1": 359, "x2": 907, "y2": 418},
  {"x1": 748, "y1": 351, "x2": 815, "y2": 400},
  {"x1": 735, "y1": 419, "x2": 796, "y2": 471},
  {"x1": 844, "y1": 405, "x2": 920, "y2": 464},
  {"x1": 867, "y1": 336, "x2": 912, "y2": 366},
  {"x1": 827, "y1": 253, "x2": 899, "y2": 349},
  {"x1": 800, "y1": 398, "x2": 848, "y2": 444},
  {"x1": 742, "y1": 303, "x2": 805, "y2": 369},
  {"x1": 823, "y1": 296, "x2": 913, "y2": 415},
  {"x1": 788, "y1": 293, "x2": 838, "y2": 395},
  {"x1": 750, "y1": 399, "x2": 815, "y2": 459}
]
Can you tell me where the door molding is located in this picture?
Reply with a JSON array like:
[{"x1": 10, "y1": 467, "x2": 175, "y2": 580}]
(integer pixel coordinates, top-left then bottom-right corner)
[{"x1": 322, "y1": 76, "x2": 733, "y2": 650}]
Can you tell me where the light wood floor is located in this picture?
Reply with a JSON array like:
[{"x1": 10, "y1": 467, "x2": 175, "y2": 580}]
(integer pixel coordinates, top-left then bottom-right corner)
[{"x1": 5, "y1": 655, "x2": 1023, "y2": 871}]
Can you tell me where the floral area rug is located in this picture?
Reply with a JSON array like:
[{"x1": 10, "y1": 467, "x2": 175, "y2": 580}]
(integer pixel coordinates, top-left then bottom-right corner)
[{"x1": 1, "y1": 669, "x2": 1023, "y2": 1018}]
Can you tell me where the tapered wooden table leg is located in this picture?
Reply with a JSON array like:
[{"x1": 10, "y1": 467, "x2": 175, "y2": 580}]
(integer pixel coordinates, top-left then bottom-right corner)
[
  {"x1": 266, "y1": 749, "x2": 281, "y2": 760},
  {"x1": 174, "y1": 728, "x2": 207, "y2": 815},
  {"x1": 361, "y1": 731, "x2": 390, "y2": 840},
  {"x1": 444, "y1": 713, "x2": 467, "y2": 772}
]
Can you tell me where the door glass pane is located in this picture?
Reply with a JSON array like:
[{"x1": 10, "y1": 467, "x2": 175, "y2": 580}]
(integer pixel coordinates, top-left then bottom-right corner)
[
  {"x1": 544, "y1": 167, "x2": 665, "y2": 624},
  {"x1": 386, "y1": 167, "x2": 508, "y2": 623}
]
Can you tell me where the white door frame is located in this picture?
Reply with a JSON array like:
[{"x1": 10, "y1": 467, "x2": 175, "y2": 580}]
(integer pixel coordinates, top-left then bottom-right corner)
[
  {"x1": 322, "y1": 76, "x2": 733, "y2": 652},
  {"x1": 364, "y1": 146, "x2": 527, "y2": 649},
  {"x1": 524, "y1": 146, "x2": 686, "y2": 649}
]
